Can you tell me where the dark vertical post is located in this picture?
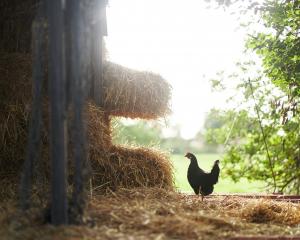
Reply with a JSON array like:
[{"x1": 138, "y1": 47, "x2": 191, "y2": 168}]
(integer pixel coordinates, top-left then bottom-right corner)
[
  {"x1": 20, "y1": 1, "x2": 46, "y2": 210},
  {"x1": 91, "y1": 22, "x2": 103, "y2": 106},
  {"x1": 68, "y1": 0, "x2": 86, "y2": 222},
  {"x1": 65, "y1": 3, "x2": 72, "y2": 111},
  {"x1": 91, "y1": 0, "x2": 107, "y2": 106},
  {"x1": 47, "y1": 0, "x2": 68, "y2": 225}
]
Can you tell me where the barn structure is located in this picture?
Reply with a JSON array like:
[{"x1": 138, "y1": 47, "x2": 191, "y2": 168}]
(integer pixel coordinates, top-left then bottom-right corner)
[
  {"x1": 0, "y1": 0, "x2": 173, "y2": 225},
  {"x1": 1, "y1": 0, "x2": 300, "y2": 239}
]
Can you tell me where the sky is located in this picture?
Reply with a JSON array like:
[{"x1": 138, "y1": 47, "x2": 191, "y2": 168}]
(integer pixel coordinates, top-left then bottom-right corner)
[{"x1": 105, "y1": 0, "x2": 248, "y2": 139}]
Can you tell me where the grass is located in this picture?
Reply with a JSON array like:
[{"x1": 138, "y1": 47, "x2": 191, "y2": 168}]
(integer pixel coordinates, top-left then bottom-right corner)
[{"x1": 171, "y1": 153, "x2": 266, "y2": 193}]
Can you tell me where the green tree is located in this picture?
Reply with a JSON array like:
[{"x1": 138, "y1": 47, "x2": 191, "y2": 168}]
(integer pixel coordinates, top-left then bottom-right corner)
[
  {"x1": 113, "y1": 120, "x2": 203, "y2": 154},
  {"x1": 207, "y1": 63, "x2": 300, "y2": 193},
  {"x1": 205, "y1": 0, "x2": 300, "y2": 193},
  {"x1": 213, "y1": 0, "x2": 300, "y2": 96},
  {"x1": 113, "y1": 120, "x2": 162, "y2": 147},
  {"x1": 246, "y1": 0, "x2": 300, "y2": 97}
]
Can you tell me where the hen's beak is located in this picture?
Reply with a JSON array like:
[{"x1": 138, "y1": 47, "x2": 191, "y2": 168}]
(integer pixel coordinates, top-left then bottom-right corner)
[{"x1": 184, "y1": 153, "x2": 188, "y2": 157}]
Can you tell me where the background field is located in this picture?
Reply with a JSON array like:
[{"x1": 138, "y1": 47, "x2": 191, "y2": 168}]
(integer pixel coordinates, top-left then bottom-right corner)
[{"x1": 171, "y1": 153, "x2": 266, "y2": 193}]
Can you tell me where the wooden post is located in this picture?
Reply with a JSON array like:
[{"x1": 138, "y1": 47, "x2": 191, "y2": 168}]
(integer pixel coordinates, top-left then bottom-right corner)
[
  {"x1": 67, "y1": 0, "x2": 87, "y2": 222},
  {"x1": 91, "y1": 0, "x2": 107, "y2": 106},
  {"x1": 20, "y1": 1, "x2": 46, "y2": 210},
  {"x1": 20, "y1": 0, "x2": 108, "y2": 224},
  {"x1": 91, "y1": 22, "x2": 103, "y2": 106},
  {"x1": 47, "y1": 0, "x2": 68, "y2": 225}
]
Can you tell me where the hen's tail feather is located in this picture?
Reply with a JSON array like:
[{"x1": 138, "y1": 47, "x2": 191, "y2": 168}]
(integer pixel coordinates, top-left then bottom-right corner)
[{"x1": 210, "y1": 162, "x2": 220, "y2": 185}]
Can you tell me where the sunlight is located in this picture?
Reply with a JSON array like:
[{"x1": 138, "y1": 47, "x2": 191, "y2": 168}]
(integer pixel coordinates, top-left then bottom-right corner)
[{"x1": 106, "y1": 0, "x2": 248, "y2": 139}]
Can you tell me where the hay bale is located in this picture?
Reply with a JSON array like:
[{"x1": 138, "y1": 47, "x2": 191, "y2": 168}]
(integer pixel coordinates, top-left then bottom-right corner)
[
  {"x1": 102, "y1": 61, "x2": 171, "y2": 119},
  {"x1": 90, "y1": 146, "x2": 174, "y2": 192},
  {"x1": 87, "y1": 103, "x2": 112, "y2": 149},
  {"x1": 0, "y1": 53, "x2": 33, "y2": 175},
  {"x1": 87, "y1": 104, "x2": 174, "y2": 191},
  {"x1": 0, "y1": 53, "x2": 174, "y2": 201}
]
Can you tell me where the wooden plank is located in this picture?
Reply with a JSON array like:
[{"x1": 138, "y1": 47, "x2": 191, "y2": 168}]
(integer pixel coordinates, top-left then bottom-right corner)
[{"x1": 47, "y1": 0, "x2": 68, "y2": 225}]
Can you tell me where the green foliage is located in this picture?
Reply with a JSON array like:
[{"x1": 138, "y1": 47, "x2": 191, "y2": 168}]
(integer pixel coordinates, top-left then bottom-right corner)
[
  {"x1": 113, "y1": 120, "x2": 162, "y2": 147},
  {"x1": 246, "y1": 0, "x2": 300, "y2": 97},
  {"x1": 204, "y1": 109, "x2": 257, "y2": 146},
  {"x1": 113, "y1": 120, "x2": 203, "y2": 154},
  {"x1": 160, "y1": 136, "x2": 193, "y2": 154},
  {"x1": 206, "y1": 69, "x2": 300, "y2": 193},
  {"x1": 204, "y1": 0, "x2": 300, "y2": 193}
]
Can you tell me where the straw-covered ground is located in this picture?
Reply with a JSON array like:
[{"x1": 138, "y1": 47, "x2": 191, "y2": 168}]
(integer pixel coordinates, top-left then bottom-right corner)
[{"x1": 1, "y1": 188, "x2": 300, "y2": 240}]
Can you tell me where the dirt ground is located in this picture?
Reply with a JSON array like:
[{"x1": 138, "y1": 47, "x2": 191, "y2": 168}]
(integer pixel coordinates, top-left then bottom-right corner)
[{"x1": 1, "y1": 188, "x2": 300, "y2": 240}]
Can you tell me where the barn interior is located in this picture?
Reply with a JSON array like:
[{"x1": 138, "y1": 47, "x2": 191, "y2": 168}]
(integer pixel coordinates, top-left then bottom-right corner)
[{"x1": 1, "y1": 0, "x2": 300, "y2": 239}]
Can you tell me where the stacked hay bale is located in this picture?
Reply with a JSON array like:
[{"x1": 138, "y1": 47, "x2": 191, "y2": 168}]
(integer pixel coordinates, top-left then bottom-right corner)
[
  {"x1": 102, "y1": 61, "x2": 171, "y2": 119},
  {"x1": 0, "y1": 53, "x2": 33, "y2": 200},
  {"x1": 0, "y1": 54, "x2": 33, "y2": 175},
  {"x1": 88, "y1": 62, "x2": 173, "y2": 191},
  {"x1": 0, "y1": 52, "x2": 174, "y2": 200}
]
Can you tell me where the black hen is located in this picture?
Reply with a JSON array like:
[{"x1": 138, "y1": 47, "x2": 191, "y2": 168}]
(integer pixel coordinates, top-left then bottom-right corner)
[{"x1": 185, "y1": 152, "x2": 220, "y2": 200}]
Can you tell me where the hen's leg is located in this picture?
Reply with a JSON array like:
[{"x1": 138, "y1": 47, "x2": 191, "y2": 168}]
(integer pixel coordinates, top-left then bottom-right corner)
[
  {"x1": 194, "y1": 186, "x2": 200, "y2": 195},
  {"x1": 198, "y1": 186, "x2": 204, "y2": 201}
]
